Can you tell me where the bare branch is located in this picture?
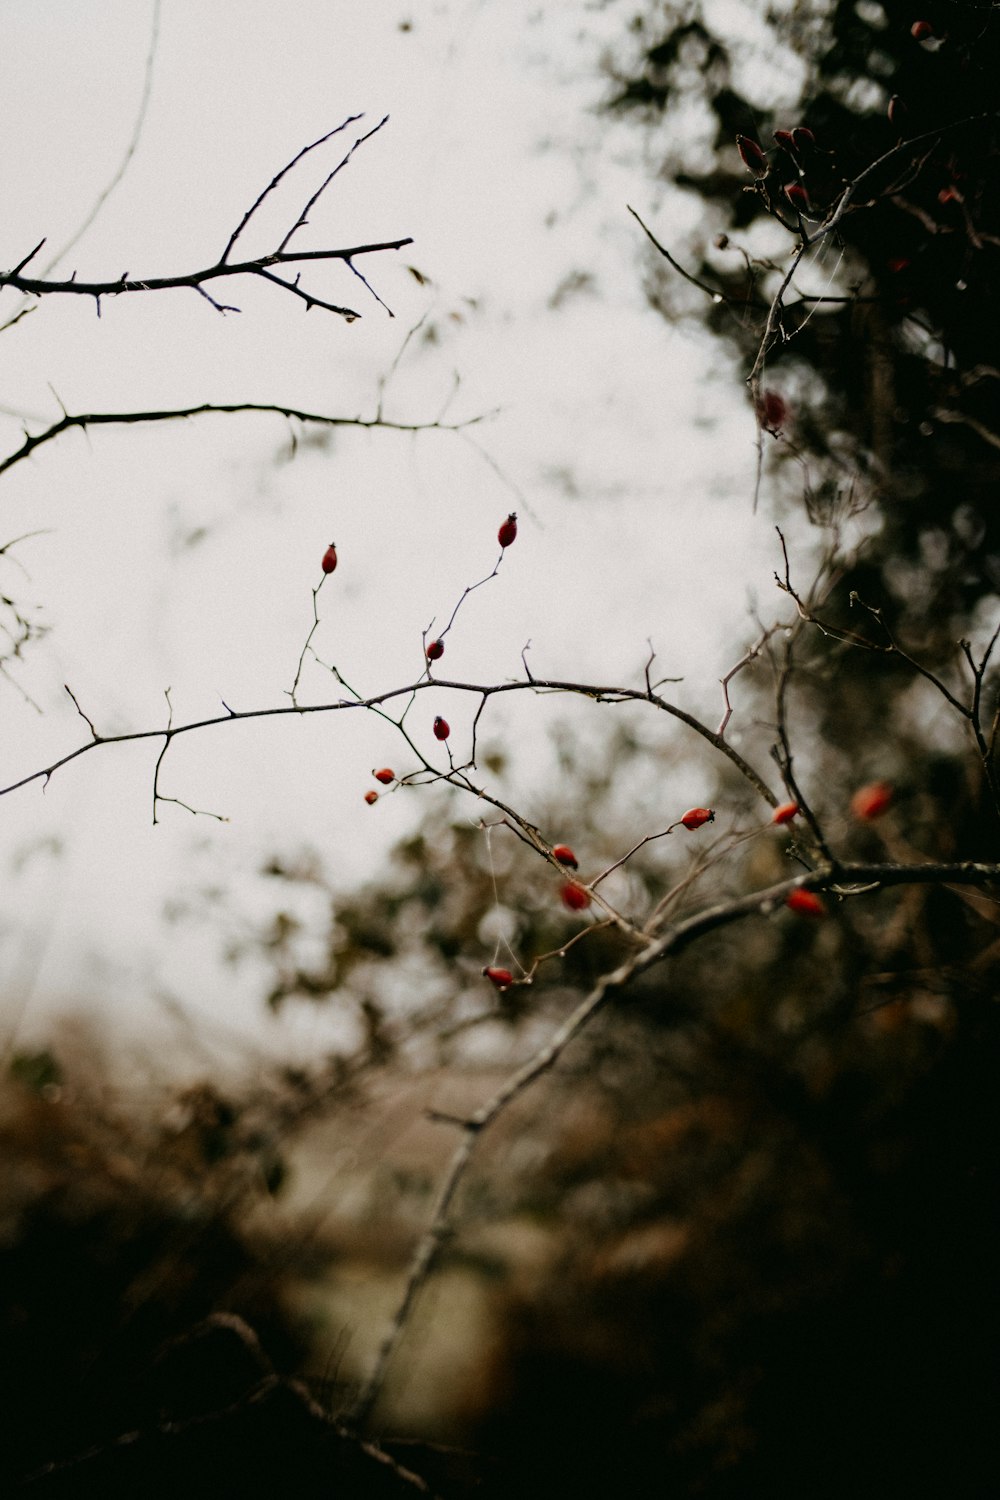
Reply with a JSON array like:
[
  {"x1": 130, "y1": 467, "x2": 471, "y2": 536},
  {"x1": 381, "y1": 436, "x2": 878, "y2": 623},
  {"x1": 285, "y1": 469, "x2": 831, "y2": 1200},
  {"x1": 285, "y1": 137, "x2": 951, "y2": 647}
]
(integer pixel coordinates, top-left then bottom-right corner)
[
  {"x1": 0, "y1": 400, "x2": 491, "y2": 480},
  {"x1": 0, "y1": 239, "x2": 413, "y2": 323},
  {"x1": 221, "y1": 116, "x2": 364, "y2": 262},
  {"x1": 347, "y1": 853, "x2": 1000, "y2": 1427}
]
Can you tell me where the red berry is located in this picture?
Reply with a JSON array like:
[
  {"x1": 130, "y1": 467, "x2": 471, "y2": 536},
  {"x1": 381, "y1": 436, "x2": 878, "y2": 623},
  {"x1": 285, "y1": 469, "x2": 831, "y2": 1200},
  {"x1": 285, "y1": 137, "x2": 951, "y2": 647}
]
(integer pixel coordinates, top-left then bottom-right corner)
[
  {"x1": 680, "y1": 807, "x2": 715, "y2": 830},
  {"x1": 850, "y1": 781, "x2": 894, "y2": 821},
  {"x1": 785, "y1": 181, "x2": 810, "y2": 211},
  {"x1": 937, "y1": 184, "x2": 962, "y2": 205},
  {"x1": 561, "y1": 881, "x2": 591, "y2": 911},
  {"x1": 887, "y1": 256, "x2": 910, "y2": 274},
  {"x1": 736, "y1": 134, "x2": 768, "y2": 176},
  {"x1": 552, "y1": 844, "x2": 578, "y2": 869},
  {"x1": 758, "y1": 389, "x2": 788, "y2": 432},
  {"x1": 433, "y1": 715, "x2": 450, "y2": 741},
  {"x1": 483, "y1": 965, "x2": 514, "y2": 988},
  {"x1": 786, "y1": 888, "x2": 826, "y2": 918},
  {"x1": 364, "y1": 790, "x2": 379, "y2": 806},
  {"x1": 321, "y1": 543, "x2": 338, "y2": 574},
  {"x1": 772, "y1": 802, "x2": 800, "y2": 825},
  {"x1": 792, "y1": 126, "x2": 815, "y2": 153},
  {"x1": 910, "y1": 20, "x2": 933, "y2": 40},
  {"x1": 498, "y1": 512, "x2": 518, "y2": 548},
  {"x1": 773, "y1": 129, "x2": 795, "y2": 152},
  {"x1": 425, "y1": 639, "x2": 445, "y2": 661},
  {"x1": 373, "y1": 768, "x2": 395, "y2": 785},
  {"x1": 888, "y1": 95, "x2": 907, "y2": 128}
]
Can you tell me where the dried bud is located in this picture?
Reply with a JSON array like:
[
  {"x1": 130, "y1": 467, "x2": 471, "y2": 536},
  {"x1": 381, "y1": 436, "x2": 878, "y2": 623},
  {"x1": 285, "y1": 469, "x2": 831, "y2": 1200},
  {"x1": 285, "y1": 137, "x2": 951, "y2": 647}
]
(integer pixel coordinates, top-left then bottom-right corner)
[
  {"x1": 713, "y1": 232, "x2": 730, "y2": 250},
  {"x1": 736, "y1": 134, "x2": 768, "y2": 176}
]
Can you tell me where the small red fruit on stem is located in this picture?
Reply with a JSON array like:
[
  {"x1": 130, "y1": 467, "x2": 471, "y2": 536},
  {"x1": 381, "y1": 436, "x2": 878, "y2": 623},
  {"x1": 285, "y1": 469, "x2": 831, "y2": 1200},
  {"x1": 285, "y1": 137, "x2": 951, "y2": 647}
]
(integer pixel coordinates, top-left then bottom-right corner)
[
  {"x1": 433, "y1": 715, "x2": 450, "y2": 741},
  {"x1": 773, "y1": 129, "x2": 795, "y2": 152},
  {"x1": 850, "y1": 781, "x2": 894, "y2": 821},
  {"x1": 561, "y1": 881, "x2": 592, "y2": 911},
  {"x1": 373, "y1": 768, "x2": 395, "y2": 785},
  {"x1": 772, "y1": 802, "x2": 800, "y2": 825},
  {"x1": 321, "y1": 543, "x2": 338, "y2": 574},
  {"x1": 364, "y1": 790, "x2": 379, "y2": 806},
  {"x1": 786, "y1": 888, "x2": 826, "y2": 918},
  {"x1": 680, "y1": 807, "x2": 715, "y2": 830},
  {"x1": 791, "y1": 126, "x2": 815, "y2": 154},
  {"x1": 425, "y1": 639, "x2": 445, "y2": 661},
  {"x1": 736, "y1": 134, "x2": 768, "y2": 176},
  {"x1": 758, "y1": 389, "x2": 788, "y2": 432},
  {"x1": 910, "y1": 20, "x2": 934, "y2": 41},
  {"x1": 785, "y1": 181, "x2": 810, "y2": 212},
  {"x1": 498, "y1": 512, "x2": 518, "y2": 548},
  {"x1": 483, "y1": 966, "x2": 514, "y2": 989},
  {"x1": 552, "y1": 844, "x2": 578, "y2": 869}
]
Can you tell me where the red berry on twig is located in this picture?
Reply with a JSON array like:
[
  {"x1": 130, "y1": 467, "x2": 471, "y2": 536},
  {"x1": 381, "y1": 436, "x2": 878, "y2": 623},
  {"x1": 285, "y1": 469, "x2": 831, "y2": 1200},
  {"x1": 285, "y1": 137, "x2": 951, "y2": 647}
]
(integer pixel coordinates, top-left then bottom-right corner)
[
  {"x1": 364, "y1": 790, "x2": 379, "y2": 806},
  {"x1": 680, "y1": 807, "x2": 715, "y2": 830},
  {"x1": 910, "y1": 20, "x2": 934, "y2": 40},
  {"x1": 888, "y1": 95, "x2": 907, "y2": 129},
  {"x1": 561, "y1": 881, "x2": 591, "y2": 911},
  {"x1": 758, "y1": 389, "x2": 788, "y2": 432},
  {"x1": 772, "y1": 802, "x2": 800, "y2": 825},
  {"x1": 791, "y1": 126, "x2": 815, "y2": 154},
  {"x1": 498, "y1": 512, "x2": 518, "y2": 548},
  {"x1": 433, "y1": 715, "x2": 450, "y2": 741},
  {"x1": 736, "y1": 135, "x2": 768, "y2": 176},
  {"x1": 786, "y1": 888, "x2": 826, "y2": 917},
  {"x1": 426, "y1": 639, "x2": 445, "y2": 661},
  {"x1": 850, "y1": 781, "x2": 894, "y2": 821},
  {"x1": 321, "y1": 543, "x2": 338, "y2": 574},
  {"x1": 373, "y1": 768, "x2": 395, "y2": 785},
  {"x1": 773, "y1": 129, "x2": 796, "y2": 152},
  {"x1": 785, "y1": 181, "x2": 810, "y2": 212},
  {"x1": 552, "y1": 844, "x2": 578, "y2": 869},
  {"x1": 483, "y1": 966, "x2": 514, "y2": 989}
]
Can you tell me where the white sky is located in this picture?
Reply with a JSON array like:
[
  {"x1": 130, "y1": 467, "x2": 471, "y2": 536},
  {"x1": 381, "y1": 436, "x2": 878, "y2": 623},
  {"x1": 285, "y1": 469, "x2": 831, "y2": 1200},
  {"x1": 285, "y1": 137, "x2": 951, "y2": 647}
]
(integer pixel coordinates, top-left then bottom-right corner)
[{"x1": 0, "y1": 0, "x2": 812, "y2": 1068}]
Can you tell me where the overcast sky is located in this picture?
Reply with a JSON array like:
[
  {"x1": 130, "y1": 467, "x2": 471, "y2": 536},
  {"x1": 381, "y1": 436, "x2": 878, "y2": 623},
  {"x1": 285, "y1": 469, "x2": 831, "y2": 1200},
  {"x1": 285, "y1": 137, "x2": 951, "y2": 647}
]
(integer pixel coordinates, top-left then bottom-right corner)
[{"x1": 0, "y1": 0, "x2": 812, "y2": 1070}]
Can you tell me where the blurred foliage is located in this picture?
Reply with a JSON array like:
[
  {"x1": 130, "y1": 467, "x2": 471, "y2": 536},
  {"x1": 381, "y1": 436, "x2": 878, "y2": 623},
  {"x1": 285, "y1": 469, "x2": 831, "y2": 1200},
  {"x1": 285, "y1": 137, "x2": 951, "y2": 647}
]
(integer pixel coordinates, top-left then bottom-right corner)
[
  {"x1": 0, "y1": 1034, "x2": 380, "y2": 1491},
  {"x1": 609, "y1": 0, "x2": 1000, "y2": 664}
]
